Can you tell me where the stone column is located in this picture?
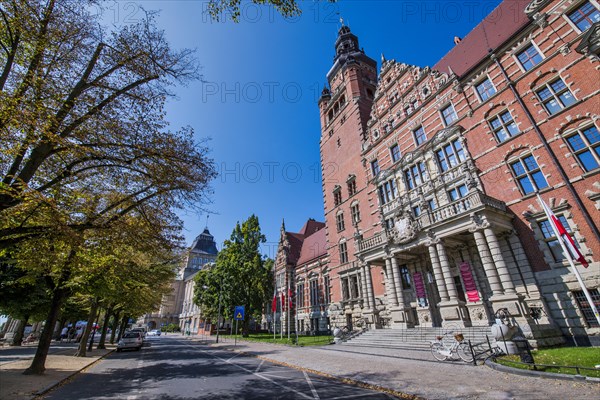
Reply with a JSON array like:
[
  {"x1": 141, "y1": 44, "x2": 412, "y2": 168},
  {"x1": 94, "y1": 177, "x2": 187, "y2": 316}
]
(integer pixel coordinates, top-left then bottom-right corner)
[
  {"x1": 385, "y1": 257, "x2": 399, "y2": 307},
  {"x1": 428, "y1": 243, "x2": 449, "y2": 302},
  {"x1": 365, "y1": 263, "x2": 376, "y2": 311},
  {"x1": 390, "y1": 256, "x2": 406, "y2": 309},
  {"x1": 507, "y1": 232, "x2": 537, "y2": 288},
  {"x1": 473, "y1": 229, "x2": 504, "y2": 296},
  {"x1": 360, "y1": 264, "x2": 370, "y2": 310},
  {"x1": 484, "y1": 227, "x2": 516, "y2": 295},
  {"x1": 436, "y1": 242, "x2": 458, "y2": 301}
]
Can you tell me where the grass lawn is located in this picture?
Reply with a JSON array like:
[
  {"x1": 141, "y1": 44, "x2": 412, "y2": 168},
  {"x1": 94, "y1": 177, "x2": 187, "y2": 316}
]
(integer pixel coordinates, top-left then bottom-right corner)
[
  {"x1": 496, "y1": 347, "x2": 600, "y2": 378},
  {"x1": 216, "y1": 332, "x2": 333, "y2": 347}
]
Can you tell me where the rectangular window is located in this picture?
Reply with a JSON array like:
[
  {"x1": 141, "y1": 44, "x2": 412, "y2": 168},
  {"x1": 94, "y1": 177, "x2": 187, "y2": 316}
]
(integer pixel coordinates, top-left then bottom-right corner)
[
  {"x1": 573, "y1": 289, "x2": 600, "y2": 327},
  {"x1": 333, "y1": 190, "x2": 342, "y2": 207},
  {"x1": 510, "y1": 155, "x2": 548, "y2": 195},
  {"x1": 476, "y1": 77, "x2": 497, "y2": 101},
  {"x1": 378, "y1": 179, "x2": 398, "y2": 204},
  {"x1": 339, "y1": 242, "x2": 348, "y2": 264},
  {"x1": 341, "y1": 277, "x2": 349, "y2": 301},
  {"x1": 413, "y1": 205, "x2": 421, "y2": 217},
  {"x1": 536, "y1": 78, "x2": 576, "y2": 115},
  {"x1": 296, "y1": 283, "x2": 305, "y2": 308},
  {"x1": 390, "y1": 144, "x2": 401, "y2": 163},
  {"x1": 404, "y1": 104, "x2": 413, "y2": 117},
  {"x1": 414, "y1": 126, "x2": 427, "y2": 146},
  {"x1": 436, "y1": 139, "x2": 466, "y2": 172},
  {"x1": 566, "y1": 125, "x2": 600, "y2": 172},
  {"x1": 336, "y1": 212, "x2": 345, "y2": 232},
  {"x1": 347, "y1": 179, "x2": 357, "y2": 196},
  {"x1": 539, "y1": 215, "x2": 572, "y2": 262},
  {"x1": 428, "y1": 198, "x2": 437, "y2": 210},
  {"x1": 490, "y1": 110, "x2": 520, "y2": 143},
  {"x1": 350, "y1": 275, "x2": 360, "y2": 299},
  {"x1": 371, "y1": 160, "x2": 380, "y2": 176},
  {"x1": 323, "y1": 276, "x2": 331, "y2": 305},
  {"x1": 400, "y1": 265, "x2": 412, "y2": 289},
  {"x1": 568, "y1": 1, "x2": 600, "y2": 31},
  {"x1": 517, "y1": 44, "x2": 543, "y2": 71},
  {"x1": 310, "y1": 280, "x2": 319, "y2": 307},
  {"x1": 448, "y1": 184, "x2": 468, "y2": 202},
  {"x1": 404, "y1": 162, "x2": 429, "y2": 190},
  {"x1": 441, "y1": 104, "x2": 458, "y2": 126},
  {"x1": 351, "y1": 203, "x2": 361, "y2": 225}
]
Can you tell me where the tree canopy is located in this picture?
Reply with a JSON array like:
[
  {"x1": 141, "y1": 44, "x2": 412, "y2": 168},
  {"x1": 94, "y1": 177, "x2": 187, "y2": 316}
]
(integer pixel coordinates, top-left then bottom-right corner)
[{"x1": 194, "y1": 215, "x2": 273, "y2": 335}]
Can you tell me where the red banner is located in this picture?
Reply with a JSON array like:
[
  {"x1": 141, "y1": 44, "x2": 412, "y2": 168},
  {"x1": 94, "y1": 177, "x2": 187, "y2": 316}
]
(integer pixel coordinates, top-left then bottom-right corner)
[
  {"x1": 413, "y1": 272, "x2": 427, "y2": 299},
  {"x1": 459, "y1": 262, "x2": 480, "y2": 302}
]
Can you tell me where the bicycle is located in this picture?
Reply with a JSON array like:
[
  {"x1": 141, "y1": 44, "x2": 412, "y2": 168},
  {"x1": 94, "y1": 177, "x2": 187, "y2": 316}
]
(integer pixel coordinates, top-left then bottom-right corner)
[{"x1": 430, "y1": 331, "x2": 474, "y2": 363}]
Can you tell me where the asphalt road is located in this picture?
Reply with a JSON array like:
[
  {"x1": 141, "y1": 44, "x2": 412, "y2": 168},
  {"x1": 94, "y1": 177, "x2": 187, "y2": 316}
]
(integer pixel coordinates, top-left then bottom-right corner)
[{"x1": 41, "y1": 336, "x2": 400, "y2": 399}]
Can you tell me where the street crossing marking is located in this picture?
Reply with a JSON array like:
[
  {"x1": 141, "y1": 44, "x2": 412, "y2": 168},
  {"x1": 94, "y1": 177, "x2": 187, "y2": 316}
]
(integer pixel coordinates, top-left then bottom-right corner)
[
  {"x1": 255, "y1": 359, "x2": 265, "y2": 373},
  {"x1": 303, "y1": 370, "x2": 320, "y2": 399}
]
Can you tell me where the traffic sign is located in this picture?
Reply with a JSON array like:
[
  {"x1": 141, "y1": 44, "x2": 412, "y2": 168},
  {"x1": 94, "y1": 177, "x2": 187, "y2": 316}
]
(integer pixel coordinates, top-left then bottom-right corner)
[{"x1": 234, "y1": 305, "x2": 245, "y2": 320}]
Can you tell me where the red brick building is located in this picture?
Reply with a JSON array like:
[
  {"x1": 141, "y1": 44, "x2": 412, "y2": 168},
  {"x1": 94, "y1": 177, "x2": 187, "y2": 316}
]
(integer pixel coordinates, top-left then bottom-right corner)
[{"x1": 318, "y1": 0, "x2": 600, "y2": 346}]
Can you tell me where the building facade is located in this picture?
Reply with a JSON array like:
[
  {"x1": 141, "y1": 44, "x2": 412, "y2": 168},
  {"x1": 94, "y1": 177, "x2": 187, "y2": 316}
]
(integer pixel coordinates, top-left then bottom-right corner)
[
  {"x1": 139, "y1": 228, "x2": 219, "y2": 331},
  {"x1": 318, "y1": 0, "x2": 600, "y2": 346},
  {"x1": 273, "y1": 219, "x2": 330, "y2": 334}
]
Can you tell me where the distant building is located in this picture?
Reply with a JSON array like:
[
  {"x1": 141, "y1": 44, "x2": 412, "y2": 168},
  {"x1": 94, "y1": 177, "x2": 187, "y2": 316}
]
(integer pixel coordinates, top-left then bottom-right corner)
[
  {"x1": 139, "y1": 228, "x2": 219, "y2": 331},
  {"x1": 318, "y1": 0, "x2": 600, "y2": 346}
]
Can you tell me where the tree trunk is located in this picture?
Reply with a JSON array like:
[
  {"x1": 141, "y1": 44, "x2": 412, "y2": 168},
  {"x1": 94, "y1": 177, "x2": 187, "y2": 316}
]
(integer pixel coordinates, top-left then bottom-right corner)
[
  {"x1": 109, "y1": 311, "x2": 121, "y2": 344},
  {"x1": 11, "y1": 316, "x2": 28, "y2": 346},
  {"x1": 75, "y1": 299, "x2": 98, "y2": 357},
  {"x1": 97, "y1": 305, "x2": 112, "y2": 349},
  {"x1": 116, "y1": 315, "x2": 128, "y2": 342},
  {"x1": 23, "y1": 288, "x2": 67, "y2": 375},
  {"x1": 53, "y1": 318, "x2": 65, "y2": 340}
]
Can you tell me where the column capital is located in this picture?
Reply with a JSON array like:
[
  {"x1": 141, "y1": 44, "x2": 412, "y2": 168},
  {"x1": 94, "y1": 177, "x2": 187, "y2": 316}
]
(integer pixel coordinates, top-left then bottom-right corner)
[
  {"x1": 424, "y1": 229, "x2": 440, "y2": 246},
  {"x1": 468, "y1": 213, "x2": 490, "y2": 233}
]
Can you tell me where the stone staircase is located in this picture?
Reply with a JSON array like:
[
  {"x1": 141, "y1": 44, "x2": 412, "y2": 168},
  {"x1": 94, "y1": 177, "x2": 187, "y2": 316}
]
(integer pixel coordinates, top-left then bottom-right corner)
[{"x1": 342, "y1": 326, "x2": 496, "y2": 354}]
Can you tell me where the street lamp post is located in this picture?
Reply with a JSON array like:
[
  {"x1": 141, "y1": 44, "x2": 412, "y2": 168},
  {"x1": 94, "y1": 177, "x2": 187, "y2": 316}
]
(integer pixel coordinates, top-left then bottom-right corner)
[{"x1": 216, "y1": 279, "x2": 222, "y2": 344}]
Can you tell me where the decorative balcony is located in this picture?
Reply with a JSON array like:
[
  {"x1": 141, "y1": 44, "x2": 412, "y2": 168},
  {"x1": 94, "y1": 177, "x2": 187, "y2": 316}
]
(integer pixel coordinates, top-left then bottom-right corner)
[
  {"x1": 358, "y1": 190, "x2": 506, "y2": 253},
  {"x1": 357, "y1": 230, "x2": 387, "y2": 253}
]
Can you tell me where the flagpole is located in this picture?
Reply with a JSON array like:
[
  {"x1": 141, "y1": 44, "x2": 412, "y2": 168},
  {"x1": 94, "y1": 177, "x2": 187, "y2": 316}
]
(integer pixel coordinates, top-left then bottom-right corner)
[
  {"x1": 537, "y1": 194, "x2": 600, "y2": 326},
  {"x1": 287, "y1": 279, "x2": 291, "y2": 340},
  {"x1": 280, "y1": 290, "x2": 283, "y2": 339}
]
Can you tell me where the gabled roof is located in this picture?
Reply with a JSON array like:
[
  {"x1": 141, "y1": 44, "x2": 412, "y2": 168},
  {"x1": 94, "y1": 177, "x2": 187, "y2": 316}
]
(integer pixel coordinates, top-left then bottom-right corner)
[
  {"x1": 285, "y1": 232, "x2": 305, "y2": 264},
  {"x1": 433, "y1": 0, "x2": 531, "y2": 77},
  {"x1": 297, "y1": 227, "x2": 327, "y2": 265},
  {"x1": 299, "y1": 219, "x2": 325, "y2": 236}
]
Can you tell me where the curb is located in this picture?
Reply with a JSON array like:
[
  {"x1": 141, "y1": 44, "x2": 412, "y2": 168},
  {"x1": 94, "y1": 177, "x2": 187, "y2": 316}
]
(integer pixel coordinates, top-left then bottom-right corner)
[
  {"x1": 32, "y1": 349, "x2": 115, "y2": 399},
  {"x1": 484, "y1": 358, "x2": 599, "y2": 382},
  {"x1": 209, "y1": 342, "x2": 423, "y2": 400}
]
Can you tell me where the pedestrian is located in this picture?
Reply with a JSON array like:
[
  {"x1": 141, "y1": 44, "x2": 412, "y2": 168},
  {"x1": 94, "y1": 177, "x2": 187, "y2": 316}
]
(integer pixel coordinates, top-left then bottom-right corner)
[
  {"x1": 60, "y1": 326, "x2": 68, "y2": 342},
  {"x1": 68, "y1": 327, "x2": 75, "y2": 342}
]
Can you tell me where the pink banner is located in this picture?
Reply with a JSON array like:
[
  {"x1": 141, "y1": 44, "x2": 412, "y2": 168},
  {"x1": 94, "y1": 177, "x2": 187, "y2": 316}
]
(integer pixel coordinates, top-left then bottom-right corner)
[
  {"x1": 459, "y1": 262, "x2": 480, "y2": 302},
  {"x1": 413, "y1": 272, "x2": 427, "y2": 299}
]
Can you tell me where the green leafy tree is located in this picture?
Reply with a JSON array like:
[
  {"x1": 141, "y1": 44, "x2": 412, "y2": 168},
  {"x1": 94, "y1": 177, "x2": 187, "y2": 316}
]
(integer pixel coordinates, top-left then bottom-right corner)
[{"x1": 194, "y1": 215, "x2": 273, "y2": 336}]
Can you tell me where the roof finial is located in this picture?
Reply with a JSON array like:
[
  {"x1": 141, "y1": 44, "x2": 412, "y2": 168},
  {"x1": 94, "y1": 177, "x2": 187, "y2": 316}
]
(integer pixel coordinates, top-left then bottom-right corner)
[
  {"x1": 340, "y1": 16, "x2": 344, "y2": 26},
  {"x1": 204, "y1": 214, "x2": 209, "y2": 230},
  {"x1": 381, "y1": 53, "x2": 386, "y2": 63}
]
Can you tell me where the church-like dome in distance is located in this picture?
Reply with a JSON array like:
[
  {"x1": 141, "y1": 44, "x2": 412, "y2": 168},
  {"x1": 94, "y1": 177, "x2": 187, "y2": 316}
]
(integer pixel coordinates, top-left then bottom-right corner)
[{"x1": 190, "y1": 228, "x2": 218, "y2": 256}]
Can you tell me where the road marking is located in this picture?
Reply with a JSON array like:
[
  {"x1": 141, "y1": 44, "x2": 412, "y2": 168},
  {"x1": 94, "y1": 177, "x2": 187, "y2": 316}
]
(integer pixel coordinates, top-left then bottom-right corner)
[
  {"x1": 182, "y1": 341, "x2": 313, "y2": 400},
  {"x1": 255, "y1": 359, "x2": 265, "y2": 372},
  {"x1": 303, "y1": 371, "x2": 320, "y2": 399},
  {"x1": 227, "y1": 353, "x2": 240, "y2": 362}
]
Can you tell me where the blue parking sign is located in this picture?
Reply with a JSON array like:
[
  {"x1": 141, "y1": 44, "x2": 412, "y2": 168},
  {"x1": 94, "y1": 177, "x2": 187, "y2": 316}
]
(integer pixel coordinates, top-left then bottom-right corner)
[{"x1": 234, "y1": 305, "x2": 245, "y2": 320}]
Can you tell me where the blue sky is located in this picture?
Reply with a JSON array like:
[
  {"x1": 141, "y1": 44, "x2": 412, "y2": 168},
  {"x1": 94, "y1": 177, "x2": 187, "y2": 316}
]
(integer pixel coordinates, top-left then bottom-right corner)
[{"x1": 107, "y1": 0, "x2": 503, "y2": 257}]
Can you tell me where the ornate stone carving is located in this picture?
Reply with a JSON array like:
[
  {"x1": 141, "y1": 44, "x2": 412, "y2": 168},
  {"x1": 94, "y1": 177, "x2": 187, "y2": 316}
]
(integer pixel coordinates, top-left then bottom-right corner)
[
  {"x1": 468, "y1": 213, "x2": 490, "y2": 232},
  {"x1": 390, "y1": 209, "x2": 418, "y2": 244}
]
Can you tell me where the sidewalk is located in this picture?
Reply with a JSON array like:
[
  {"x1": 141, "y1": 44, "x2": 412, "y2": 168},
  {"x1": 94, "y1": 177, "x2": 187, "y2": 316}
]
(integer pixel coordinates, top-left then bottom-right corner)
[
  {"x1": 192, "y1": 336, "x2": 600, "y2": 400},
  {"x1": 0, "y1": 341, "x2": 113, "y2": 400}
]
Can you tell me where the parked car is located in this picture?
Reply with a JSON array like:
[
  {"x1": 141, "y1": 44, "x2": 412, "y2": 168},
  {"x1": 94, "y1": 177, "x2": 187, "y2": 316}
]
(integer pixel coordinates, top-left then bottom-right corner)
[
  {"x1": 147, "y1": 329, "x2": 161, "y2": 336},
  {"x1": 117, "y1": 332, "x2": 143, "y2": 352},
  {"x1": 129, "y1": 328, "x2": 146, "y2": 338}
]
